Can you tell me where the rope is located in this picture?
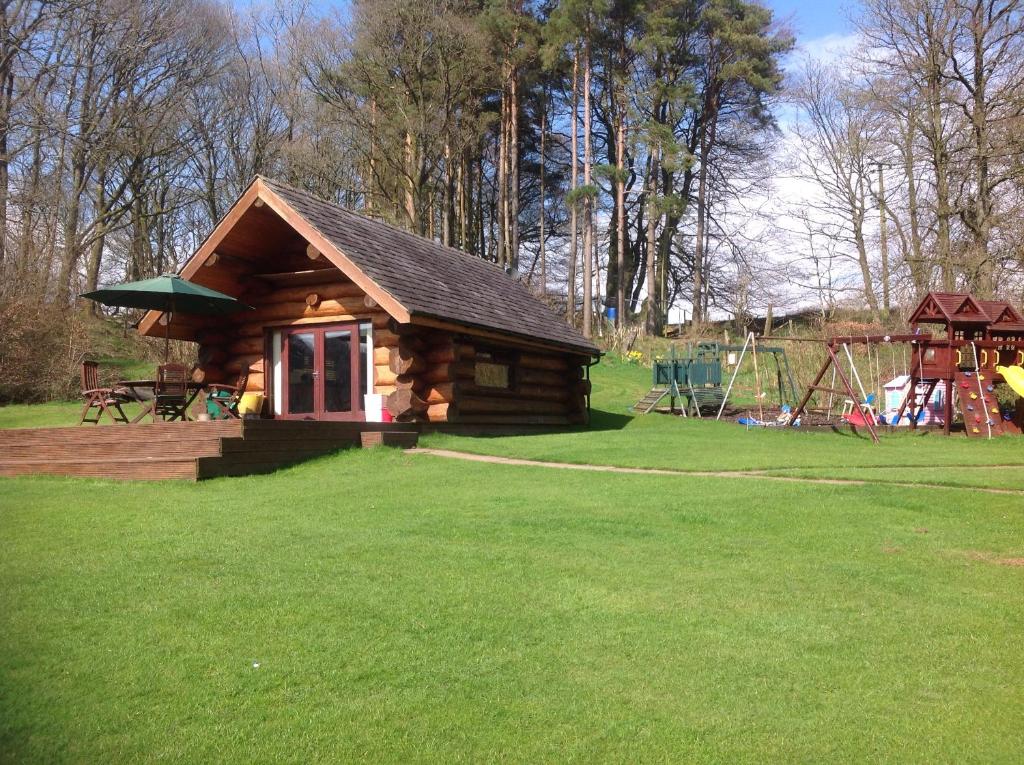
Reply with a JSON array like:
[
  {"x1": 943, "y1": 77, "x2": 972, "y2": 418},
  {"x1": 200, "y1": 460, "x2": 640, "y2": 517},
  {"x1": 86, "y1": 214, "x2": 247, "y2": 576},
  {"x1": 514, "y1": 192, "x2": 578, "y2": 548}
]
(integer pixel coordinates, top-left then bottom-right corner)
[
  {"x1": 970, "y1": 342, "x2": 992, "y2": 439},
  {"x1": 826, "y1": 364, "x2": 837, "y2": 420},
  {"x1": 716, "y1": 332, "x2": 751, "y2": 420},
  {"x1": 842, "y1": 342, "x2": 874, "y2": 423}
]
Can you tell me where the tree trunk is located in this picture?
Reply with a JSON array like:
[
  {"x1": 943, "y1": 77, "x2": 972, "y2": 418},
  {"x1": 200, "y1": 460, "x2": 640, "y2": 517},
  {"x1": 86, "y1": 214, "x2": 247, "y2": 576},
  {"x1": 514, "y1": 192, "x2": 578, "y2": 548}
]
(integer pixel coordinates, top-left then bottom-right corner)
[
  {"x1": 645, "y1": 143, "x2": 661, "y2": 335},
  {"x1": 568, "y1": 47, "x2": 579, "y2": 326},
  {"x1": 582, "y1": 27, "x2": 593, "y2": 339},
  {"x1": 538, "y1": 93, "x2": 546, "y2": 295}
]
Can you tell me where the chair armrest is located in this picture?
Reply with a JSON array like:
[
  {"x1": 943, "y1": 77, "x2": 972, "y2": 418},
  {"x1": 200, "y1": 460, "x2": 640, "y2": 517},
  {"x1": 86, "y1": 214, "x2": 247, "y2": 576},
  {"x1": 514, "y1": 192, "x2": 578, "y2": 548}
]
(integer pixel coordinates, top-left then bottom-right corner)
[
  {"x1": 82, "y1": 387, "x2": 115, "y2": 396},
  {"x1": 206, "y1": 384, "x2": 240, "y2": 394}
]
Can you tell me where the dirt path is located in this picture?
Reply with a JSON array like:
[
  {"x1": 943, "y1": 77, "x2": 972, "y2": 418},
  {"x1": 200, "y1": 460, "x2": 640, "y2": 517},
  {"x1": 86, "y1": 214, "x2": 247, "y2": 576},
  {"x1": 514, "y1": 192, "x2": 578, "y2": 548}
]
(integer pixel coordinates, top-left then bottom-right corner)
[{"x1": 412, "y1": 448, "x2": 1024, "y2": 496}]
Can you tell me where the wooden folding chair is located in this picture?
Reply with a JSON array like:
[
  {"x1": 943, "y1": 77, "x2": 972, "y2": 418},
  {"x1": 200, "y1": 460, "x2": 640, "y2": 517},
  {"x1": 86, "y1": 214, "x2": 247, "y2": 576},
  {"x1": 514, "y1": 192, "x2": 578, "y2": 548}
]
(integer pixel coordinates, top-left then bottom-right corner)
[
  {"x1": 79, "y1": 361, "x2": 129, "y2": 425},
  {"x1": 154, "y1": 363, "x2": 190, "y2": 421},
  {"x1": 206, "y1": 371, "x2": 249, "y2": 420}
]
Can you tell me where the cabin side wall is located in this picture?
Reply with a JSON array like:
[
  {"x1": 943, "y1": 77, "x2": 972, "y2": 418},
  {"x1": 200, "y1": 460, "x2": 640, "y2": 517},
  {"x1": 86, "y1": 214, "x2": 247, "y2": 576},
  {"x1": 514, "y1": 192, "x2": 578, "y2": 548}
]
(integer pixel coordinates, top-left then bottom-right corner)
[{"x1": 384, "y1": 327, "x2": 592, "y2": 426}]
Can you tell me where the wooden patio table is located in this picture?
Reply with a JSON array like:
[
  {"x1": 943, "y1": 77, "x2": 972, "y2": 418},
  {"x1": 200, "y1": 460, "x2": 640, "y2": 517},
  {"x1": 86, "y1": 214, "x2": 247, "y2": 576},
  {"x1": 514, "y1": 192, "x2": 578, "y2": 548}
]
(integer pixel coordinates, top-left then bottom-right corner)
[{"x1": 117, "y1": 380, "x2": 207, "y2": 424}]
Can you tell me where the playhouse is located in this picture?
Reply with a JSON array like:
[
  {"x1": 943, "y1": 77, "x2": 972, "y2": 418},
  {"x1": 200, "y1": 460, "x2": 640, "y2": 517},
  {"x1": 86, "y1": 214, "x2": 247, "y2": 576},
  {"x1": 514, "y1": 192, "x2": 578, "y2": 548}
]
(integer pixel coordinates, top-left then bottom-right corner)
[{"x1": 880, "y1": 376, "x2": 946, "y2": 426}]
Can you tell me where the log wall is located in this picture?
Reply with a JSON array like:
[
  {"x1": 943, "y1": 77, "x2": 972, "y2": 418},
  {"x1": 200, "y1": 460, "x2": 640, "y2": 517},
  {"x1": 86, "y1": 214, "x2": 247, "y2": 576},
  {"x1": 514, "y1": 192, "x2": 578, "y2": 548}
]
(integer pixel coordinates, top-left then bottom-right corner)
[
  {"x1": 383, "y1": 326, "x2": 591, "y2": 427},
  {"x1": 192, "y1": 273, "x2": 396, "y2": 408},
  {"x1": 188, "y1": 268, "x2": 593, "y2": 426}
]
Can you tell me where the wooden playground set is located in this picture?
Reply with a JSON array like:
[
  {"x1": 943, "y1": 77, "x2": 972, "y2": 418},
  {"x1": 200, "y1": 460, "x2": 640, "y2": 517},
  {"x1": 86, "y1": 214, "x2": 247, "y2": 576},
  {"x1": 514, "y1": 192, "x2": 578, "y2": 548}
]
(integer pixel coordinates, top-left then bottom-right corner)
[{"x1": 635, "y1": 291, "x2": 1024, "y2": 443}]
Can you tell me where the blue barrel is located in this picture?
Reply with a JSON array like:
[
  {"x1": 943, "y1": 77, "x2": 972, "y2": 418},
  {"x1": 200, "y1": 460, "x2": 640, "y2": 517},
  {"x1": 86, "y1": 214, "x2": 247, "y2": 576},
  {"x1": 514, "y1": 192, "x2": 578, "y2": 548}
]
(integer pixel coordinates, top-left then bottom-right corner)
[{"x1": 605, "y1": 306, "x2": 618, "y2": 321}]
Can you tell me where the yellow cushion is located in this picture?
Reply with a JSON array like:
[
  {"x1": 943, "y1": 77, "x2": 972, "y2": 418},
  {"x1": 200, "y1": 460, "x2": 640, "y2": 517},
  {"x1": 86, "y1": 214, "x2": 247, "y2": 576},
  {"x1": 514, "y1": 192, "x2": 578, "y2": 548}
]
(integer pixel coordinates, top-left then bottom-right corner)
[{"x1": 238, "y1": 392, "x2": 264, "y2": 415}]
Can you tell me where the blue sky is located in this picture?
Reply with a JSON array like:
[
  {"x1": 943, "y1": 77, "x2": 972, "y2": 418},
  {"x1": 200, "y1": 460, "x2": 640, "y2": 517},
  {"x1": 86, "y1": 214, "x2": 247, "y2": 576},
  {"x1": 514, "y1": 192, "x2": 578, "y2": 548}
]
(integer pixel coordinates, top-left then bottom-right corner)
[
  {"x1": 767, "y1": 0, "x2": 853, "y2": 41},
  {"x1": 304, "y1": 0, "x2": 853, "y2": 47}
]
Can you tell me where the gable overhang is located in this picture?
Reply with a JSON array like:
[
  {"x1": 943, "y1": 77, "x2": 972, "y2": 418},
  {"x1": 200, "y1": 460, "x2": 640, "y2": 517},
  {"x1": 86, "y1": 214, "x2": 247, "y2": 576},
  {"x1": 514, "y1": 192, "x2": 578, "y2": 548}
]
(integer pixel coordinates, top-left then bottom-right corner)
[{"x1": 138, "y1": 177, "x2": 411, "y2": 340}]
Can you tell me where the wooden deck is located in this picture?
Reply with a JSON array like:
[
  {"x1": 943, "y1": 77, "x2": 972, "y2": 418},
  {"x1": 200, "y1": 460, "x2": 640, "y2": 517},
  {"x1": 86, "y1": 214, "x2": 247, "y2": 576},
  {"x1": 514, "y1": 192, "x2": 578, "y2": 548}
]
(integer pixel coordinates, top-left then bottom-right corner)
[{"x1": 0, "y1": 419, "x2": 419, "y2": 481}]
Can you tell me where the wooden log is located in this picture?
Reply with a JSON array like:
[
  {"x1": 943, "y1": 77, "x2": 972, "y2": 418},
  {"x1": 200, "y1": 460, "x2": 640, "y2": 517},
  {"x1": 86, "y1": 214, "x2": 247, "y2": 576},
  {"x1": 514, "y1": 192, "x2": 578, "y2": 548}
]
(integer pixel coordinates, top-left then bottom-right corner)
[
  {"x1": 244, "y1": 298, "x2": 375, "y2": 323},
  {"x1": 373, "y1": 328, "x2": 401, "y2": 347},
  {"x1": 244, "y1": 372, "x2": 265, "y2": 392},
  {"x1": 230, "y1": 310, "x2": 389, "y2": 338},
  {"x1": 197, "y1": 346, "x2": 228, "y2": 366},
  {"x1": 424, "y1": 382, "x2": 458, "y2": 405},
  {"x1": 387, "y1": 389, "x2": 428, "y2": 418},
  {"x1": 260, "y1": 281, "x2": 362, "y2": 305},
  {"x1": 424, "y1": 342, "x2": 475, "y2": 364},
  {"x1": 373, "y1": 346, "x2": 391, "y2": 365},
  {"x1": 575, "y1": 379, "x2": 592, "y2": 396},
  {"x1": 375, "y1": 384, "x2": 397, "y2": 397},
  {"x1": 517, "y1": 384, "x2": 570, "y2": 402},
  {"x1": 364, "y1": 295, "x2": 378, "y2": 309},
  {"x1": 395, "y1": 374, "x2": 426, "y2": 392},
  {"x1": 387, "y1": 318, "x2": 420, "y2": 336},
  {"x1": 228, "y1": 337, "x2": 264, "y2": 356},
  {"x1": 306, "y1": 243, "x2": 321, "y2": 260},
  {"x1": 225, "y1": 354, "x2": 264, "y2": 375},
  {"x1": 374, "y1": 364, "x2": 397, "y2": 386},
  {"x1": 195, "y1": 328, "x2": 235, "y2": 345},
  {"x1": 389, "y1": 341, "x2": 426, "y2": 375},
  {"x1": 518, "y1": 353, "x2": 568, "y2": 372},
  {"x1": 192, "y1": 365, "x2": 224, "y2": 384},
  {"x1": 238, "y1": 276, "x2": 274, "y2": 297},
  {"x1": 305, "y1": 293, "x2": 321, "y2": 308},
  {"x1": 426, "y1": 402, "x2": 456, "y2": 422},
  {"x1": 422, "y1": 361, "x2": 475, "y2": 385},
  {"x1": 517, "y1": 368, "x2": 568, "y2": 387},
  {"x1": 458, "y1": 395, "x2": 567, "y2": 415}
]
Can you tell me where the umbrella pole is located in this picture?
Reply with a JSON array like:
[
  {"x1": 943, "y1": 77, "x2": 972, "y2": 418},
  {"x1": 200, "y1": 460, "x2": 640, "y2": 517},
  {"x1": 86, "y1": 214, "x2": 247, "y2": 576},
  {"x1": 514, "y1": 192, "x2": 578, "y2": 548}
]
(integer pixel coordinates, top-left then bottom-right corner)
[{"x1": 164, "y1": 297, "x2": 173, "y2": 362}]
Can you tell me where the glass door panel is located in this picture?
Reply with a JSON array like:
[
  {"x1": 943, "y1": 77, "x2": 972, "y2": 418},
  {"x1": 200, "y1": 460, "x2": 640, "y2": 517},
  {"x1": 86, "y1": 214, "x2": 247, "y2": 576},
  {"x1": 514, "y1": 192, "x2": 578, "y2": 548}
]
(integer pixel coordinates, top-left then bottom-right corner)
[
  {"x1": 324, "y1": 330, "x2": 353, "y2": 413},
  {"x1": 287, "y1": 332, "x2": 315, "y2": 415}
]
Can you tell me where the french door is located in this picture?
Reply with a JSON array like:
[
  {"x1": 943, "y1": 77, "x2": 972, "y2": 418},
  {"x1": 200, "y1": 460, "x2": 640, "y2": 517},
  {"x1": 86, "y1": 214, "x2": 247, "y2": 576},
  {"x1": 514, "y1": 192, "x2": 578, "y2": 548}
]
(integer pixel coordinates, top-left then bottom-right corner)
[{"x1": 281, "y1": 323, "x2": 364, "y2": 420}]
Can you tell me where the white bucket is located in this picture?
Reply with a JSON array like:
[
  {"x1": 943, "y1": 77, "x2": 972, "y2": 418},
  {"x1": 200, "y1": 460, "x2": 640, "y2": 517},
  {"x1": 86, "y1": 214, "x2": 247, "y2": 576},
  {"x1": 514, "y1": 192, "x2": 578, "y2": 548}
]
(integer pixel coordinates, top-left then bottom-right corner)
[{"x1": 364, "y1": 393, "x2": 384, "y2": 422}]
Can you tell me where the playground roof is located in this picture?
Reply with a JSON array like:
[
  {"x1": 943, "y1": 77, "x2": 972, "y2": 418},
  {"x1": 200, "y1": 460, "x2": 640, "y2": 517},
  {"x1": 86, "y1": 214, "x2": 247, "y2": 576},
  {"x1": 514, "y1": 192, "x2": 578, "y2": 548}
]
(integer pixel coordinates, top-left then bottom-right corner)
[
  {"x1": 909, "y1": 291, "x2": 991, "y2": 326},
  {"x1": 978, "y1": 300, "x2": 1024, "y2": 330}
]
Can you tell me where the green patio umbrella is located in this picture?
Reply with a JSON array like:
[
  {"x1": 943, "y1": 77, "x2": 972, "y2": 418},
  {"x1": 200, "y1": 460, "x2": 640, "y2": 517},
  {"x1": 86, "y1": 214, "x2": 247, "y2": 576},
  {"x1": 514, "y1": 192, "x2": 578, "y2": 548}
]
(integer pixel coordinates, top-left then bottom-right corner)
[{"x1": 81, "y1": 274, "x2": 253, "y2": 360}]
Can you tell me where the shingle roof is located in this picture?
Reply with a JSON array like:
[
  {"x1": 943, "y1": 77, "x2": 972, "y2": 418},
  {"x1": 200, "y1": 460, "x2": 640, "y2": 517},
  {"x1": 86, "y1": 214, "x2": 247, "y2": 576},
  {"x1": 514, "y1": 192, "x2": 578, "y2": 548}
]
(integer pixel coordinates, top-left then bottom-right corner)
[
  {"x1": 910, "y1": 291, "x2": 991, "y2": 325},
  {"x1": 978, "y1": 299, "x2": 1023, "y2": 325},
  {"x1": 260, "y1": 177, "x2": 599, "y2": 356}
]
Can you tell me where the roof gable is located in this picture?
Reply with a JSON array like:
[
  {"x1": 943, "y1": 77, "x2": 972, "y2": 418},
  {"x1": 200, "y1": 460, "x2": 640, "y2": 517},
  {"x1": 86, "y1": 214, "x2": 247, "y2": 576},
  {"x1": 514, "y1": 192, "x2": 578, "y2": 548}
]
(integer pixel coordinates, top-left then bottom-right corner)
[
  {"x1": 979, "y1": 300, "x2": 1023, "y2": 325},
  {"x1": 909, "y1": 291, "x2": 990, "y2": 325}
]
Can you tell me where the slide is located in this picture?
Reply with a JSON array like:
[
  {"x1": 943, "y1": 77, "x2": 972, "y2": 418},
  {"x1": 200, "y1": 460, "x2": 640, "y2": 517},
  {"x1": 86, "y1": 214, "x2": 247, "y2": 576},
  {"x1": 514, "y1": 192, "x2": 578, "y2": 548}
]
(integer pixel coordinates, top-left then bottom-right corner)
[{"x1": 996, "y1": 365, "x2": 1024, "y2": 398}]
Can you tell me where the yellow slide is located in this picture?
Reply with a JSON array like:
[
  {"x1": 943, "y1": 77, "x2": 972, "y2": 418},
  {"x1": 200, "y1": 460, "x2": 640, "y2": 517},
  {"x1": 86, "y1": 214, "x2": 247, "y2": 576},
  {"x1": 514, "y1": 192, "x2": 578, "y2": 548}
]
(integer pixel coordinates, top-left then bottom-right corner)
[{"x1": 996, "y1": 365, "x2": 1024, "y2": 397}]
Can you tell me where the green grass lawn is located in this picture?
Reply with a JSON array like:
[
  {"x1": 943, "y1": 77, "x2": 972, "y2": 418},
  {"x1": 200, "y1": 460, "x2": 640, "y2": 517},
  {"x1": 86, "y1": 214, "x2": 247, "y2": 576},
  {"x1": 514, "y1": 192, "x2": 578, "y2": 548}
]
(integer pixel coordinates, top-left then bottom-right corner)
[
  {"x1": 420, "y1": 354, "x2": 1024, "y2": 489},
  {"x1": 2, "y1": 354, "x2": 1023, "y2": 761},
  {"x1": 2, "y1": 451, "x2": 1023, "y2": 762}
]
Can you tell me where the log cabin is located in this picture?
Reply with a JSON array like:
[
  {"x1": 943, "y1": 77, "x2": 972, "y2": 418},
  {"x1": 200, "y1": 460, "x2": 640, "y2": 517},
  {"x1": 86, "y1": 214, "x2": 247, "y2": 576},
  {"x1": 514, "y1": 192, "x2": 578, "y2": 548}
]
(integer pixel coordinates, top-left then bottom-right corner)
[{"x1": 138, "y1": 176, "x2": 600, "y2": 428}]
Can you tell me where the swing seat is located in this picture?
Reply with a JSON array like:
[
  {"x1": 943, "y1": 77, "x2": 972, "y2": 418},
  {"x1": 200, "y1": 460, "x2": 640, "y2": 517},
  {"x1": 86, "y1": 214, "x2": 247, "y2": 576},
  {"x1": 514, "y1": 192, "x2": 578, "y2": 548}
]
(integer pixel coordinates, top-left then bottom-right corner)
[{"x1": 844, "y1": 409, "x2": 872, "y2": 427}]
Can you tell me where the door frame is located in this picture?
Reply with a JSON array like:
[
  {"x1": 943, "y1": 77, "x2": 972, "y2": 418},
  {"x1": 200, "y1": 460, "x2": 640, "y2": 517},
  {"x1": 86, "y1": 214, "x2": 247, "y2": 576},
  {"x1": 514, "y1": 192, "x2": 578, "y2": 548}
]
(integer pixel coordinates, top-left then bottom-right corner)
[{"x1": 279, "y1": 321, "x2": 364, "y2": 421}]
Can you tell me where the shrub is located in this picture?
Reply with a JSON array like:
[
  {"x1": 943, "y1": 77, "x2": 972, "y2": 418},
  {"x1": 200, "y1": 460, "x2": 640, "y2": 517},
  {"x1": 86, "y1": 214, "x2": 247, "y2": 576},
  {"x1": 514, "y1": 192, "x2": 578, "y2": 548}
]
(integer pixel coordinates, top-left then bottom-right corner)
[{"x1": 0, "y1": 298, "x2": 92, "y2": 403}]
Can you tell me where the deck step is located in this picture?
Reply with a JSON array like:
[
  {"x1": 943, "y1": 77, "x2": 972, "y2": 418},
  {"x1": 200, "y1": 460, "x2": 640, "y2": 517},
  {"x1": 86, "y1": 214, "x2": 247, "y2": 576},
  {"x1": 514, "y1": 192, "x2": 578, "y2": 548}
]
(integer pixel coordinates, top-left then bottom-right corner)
[{"x1": 0, "y1": 420, "x2": 419, "y2": 480}]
